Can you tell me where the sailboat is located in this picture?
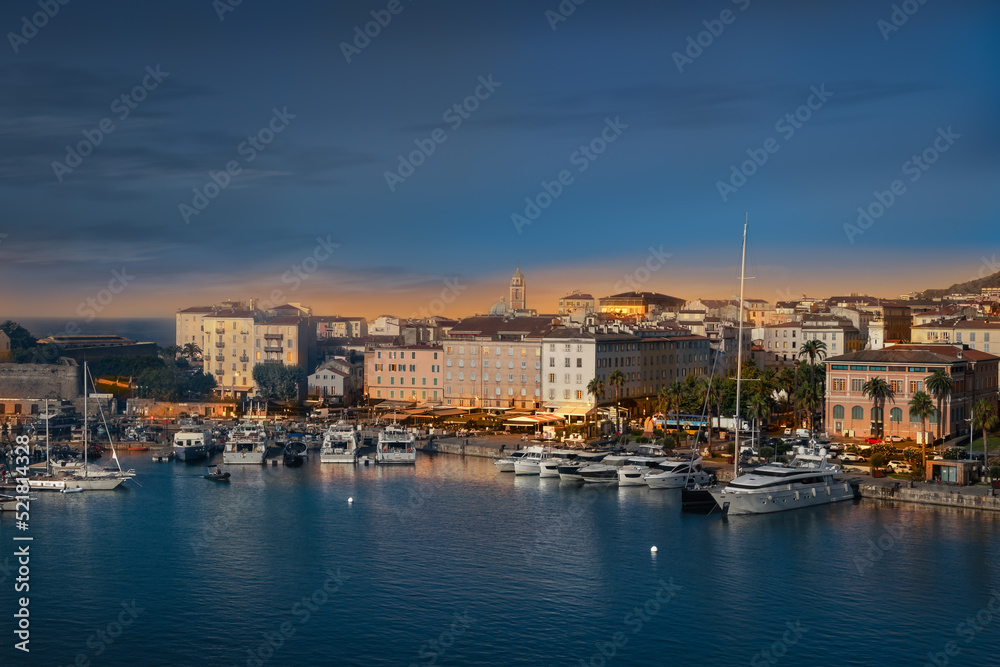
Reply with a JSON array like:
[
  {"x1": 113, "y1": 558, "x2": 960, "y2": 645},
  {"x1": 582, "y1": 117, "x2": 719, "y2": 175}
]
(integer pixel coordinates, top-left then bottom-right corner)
[
  {"x1": 702, "y1": 223, "x2": 854, "y2": 515},
  {"x1": 28, "y1": 364, "x2": 135, "y2": 492}
]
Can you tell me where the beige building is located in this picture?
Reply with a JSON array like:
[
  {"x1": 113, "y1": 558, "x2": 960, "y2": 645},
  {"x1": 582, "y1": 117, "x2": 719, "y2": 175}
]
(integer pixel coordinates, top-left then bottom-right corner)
[
  {"x1": 558, "y1": 291, "x2": 595, "y2": 315},
  {"x1": 202, "y1": 310, "x2": 257, "y2": 397},
  {"x1": 365, "y1": 344, "x2": 443, "y2": 405},
  {"x1": 911, "y1": 319, "x2": 1000, "y2": 356},
  {"x1": 175, "y1": 306, "x2": 214, "y2": 350}
]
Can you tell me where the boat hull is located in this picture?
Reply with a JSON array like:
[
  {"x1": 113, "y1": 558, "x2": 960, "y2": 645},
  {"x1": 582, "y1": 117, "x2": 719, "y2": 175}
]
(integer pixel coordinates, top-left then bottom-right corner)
[
  {"x1": 320, "y1": 452, "x2": 357, "y2": 463},
  {"x1": 223, "y1": 449, "x2": 266, "y2": 465},
  {"x1": 513, "y1": 461, "x2": 541, "y2": 475},
  {"x1": 174, "y1": 445, "x2": 208, "y2": 462},
  {"x1": 646, "y1": 472, "x2": 713, "y2": 489},
  {"x1": 494, "y1": 459, "x2": 516, "y2": 472},
  {"x1": 711, "y1": 481, "x2": 855, "y2": 515}
]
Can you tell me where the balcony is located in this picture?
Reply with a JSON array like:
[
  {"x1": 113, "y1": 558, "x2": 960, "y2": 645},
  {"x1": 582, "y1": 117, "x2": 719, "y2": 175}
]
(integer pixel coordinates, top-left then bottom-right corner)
[
  {"x1": 264, "y1": 333, "x2": 283, "y2": 340},
  {"x1": 215, "y1": 341, "x2": 226, "y2": 348},
  {"x1": 240, "y1": 355, "x2": 249, "y2": 363},
  {"x1": 215, "y1": 354, "x2": 225, "y2": 362},
  {"x1": 264, "y1": 345, "x2": 282, "y2": 353},
  {"x1": 215, "y1": 326, "x2": 226, "y2": 334}
]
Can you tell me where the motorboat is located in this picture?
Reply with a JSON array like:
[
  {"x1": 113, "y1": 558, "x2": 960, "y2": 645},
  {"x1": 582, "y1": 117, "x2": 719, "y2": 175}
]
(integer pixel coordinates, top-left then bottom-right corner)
[
  {"x1": 538, "y1": 450, "x2": 579, "y2": 478},
  {"x1": 320, "y1": 422, "x2": 359, "y2": 463},
  {"x1": 224, "y1": 422, "x2": 268, "y2": 465},
  {"x1": 173, "y1": 429, "x2": 212, "y2": 462},
  {"x1": 282, "y1": 434, "x2": 308, "y2": 467},
  {"x1": 514, "y1": 448, "x2": 576, "y2": 475},
  {"x1": 493, "y1": 445, "x2": 545, "y2": 472},
  {"x1": 376, "y1": 426, "x2": 416, "y2": 464},
  {"x1": 709, "y1": 442, "x2": 855, "y2": 515},
  {"x1": 204, "y1": 467, "x2": 231, "y2": 482},
  {"x1": 556, "y1": 451, "x2": 609, "y2": 481},
  {"x1": 645, "y1": 456, "x2": 714, "y2": 489},
  {"x1": 617, "y1": 447, "x2": 670, "y2": 486}
]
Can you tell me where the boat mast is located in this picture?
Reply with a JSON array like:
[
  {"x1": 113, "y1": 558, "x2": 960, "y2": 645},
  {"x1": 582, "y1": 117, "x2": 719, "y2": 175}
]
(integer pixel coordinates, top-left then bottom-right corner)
[
  {"x1": 734, "y1": 219, "x2": 748, "y2": 479},
  {"x1": 83, "y1": 362, "x2": 88, "y2": 478},
  {"x1": 45, "y1": 398, "x2": 50, "y2": 476}
]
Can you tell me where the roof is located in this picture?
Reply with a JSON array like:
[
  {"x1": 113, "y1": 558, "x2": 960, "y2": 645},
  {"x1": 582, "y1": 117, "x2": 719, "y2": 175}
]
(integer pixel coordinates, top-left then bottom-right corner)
[
  {"x1": 826, "y1": 344, "x2": 999, "y2": 365},
  {"x1": 560, "y1": 293, "x2": 594, "y2": 300},
  {"x1": 261, "y1": 316, "x2": 306, "y2": 325},
  {"x1": 602, "y1": 291, "x2": 685, "y2": 302},
  {"x1": 176, "y1": 306, "x2": 214, "y2": 314},
  {"x1": 447, "y1": 315, "x2": 556, "y2": 338},
  {"x1": 203, "y1": 310, "x2": 256, "y2": 319},
  {"x1": 913, "y1": 319, "x2": 1000, "y2": 330},
  {"x1": 826, "y1": 295, "x2": 880, "y2": 306}
]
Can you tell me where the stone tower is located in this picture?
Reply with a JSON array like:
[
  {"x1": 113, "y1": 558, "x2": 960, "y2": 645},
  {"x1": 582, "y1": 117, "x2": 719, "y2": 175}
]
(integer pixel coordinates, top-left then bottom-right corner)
[{"x1": 510, "y1": 267, "x2": 526, "y2": 311}]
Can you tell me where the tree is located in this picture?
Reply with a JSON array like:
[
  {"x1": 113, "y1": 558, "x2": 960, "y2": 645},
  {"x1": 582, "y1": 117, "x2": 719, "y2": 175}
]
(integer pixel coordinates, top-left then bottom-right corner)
[
  {"x1": 0, "y1": 321, "x2": 38, "y2": 349},
  {"x1": 608, "y1": 370, "x2": 625, "y2": 436},
  {"x1": 253, "y1": 363, "x2": 306, "y2": 402},
  {"x1": 925, "y1": 369, "x2": 954, "y2": 443},
  {"x1": 666, "y1": 381, "x2": 685, "y2": 443},
  {"x1": 586, "y1": 377, "x2": 605, "y2": 438},
  {"x1": 746, "y1": 392, "x2": 772, "y2": 440},
  {"x1": 908, "y1": 390, "x2": 935, "y2": 471},
  {"x1": 777, "y1": 366, "x2": 796, "y2": 428},
  {"x1": 162, "y1": 345, "x2": 182, "y2": 360},
  {"x1": 862, "y1": 376, "x2": 894, "y2": 439},
  {"x1": 973, "y1": 398, "x2": 999, "y2": 481},
  {"x1": 798, "y1": 340, "x2": 827, "y2": 435},
  {"x1": 182, "y1": 342, "x2": 203, "y2": 361},
  {"x1": 796, "y1": 382, "x2": 821, "y2": 436}
]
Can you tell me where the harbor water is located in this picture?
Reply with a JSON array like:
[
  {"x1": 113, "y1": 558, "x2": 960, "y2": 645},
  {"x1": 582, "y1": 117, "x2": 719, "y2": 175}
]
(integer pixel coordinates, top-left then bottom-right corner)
[{"x1": 4, "y1": 452, "x2": 1000, "y2": 666}]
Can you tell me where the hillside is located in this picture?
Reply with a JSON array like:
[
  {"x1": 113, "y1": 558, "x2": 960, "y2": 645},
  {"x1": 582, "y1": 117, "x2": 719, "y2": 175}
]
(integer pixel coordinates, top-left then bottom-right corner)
[{"x1": 918, "y1": 266, "x2": 1000, "y2": 299}]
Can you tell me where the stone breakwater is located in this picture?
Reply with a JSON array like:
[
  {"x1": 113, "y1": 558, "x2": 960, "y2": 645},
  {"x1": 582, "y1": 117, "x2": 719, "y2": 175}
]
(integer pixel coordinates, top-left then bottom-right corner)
[{"x1": 859, "y1": 482, "x2": 1000, "y2": 512}]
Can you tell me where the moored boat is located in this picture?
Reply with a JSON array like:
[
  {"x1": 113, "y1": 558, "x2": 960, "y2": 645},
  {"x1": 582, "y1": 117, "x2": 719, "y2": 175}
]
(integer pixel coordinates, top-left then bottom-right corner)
[
  {"x1": 376, "y1": 426, "x2": 416, "y2": 464},
  {"x1": 173, "y1": 429, "x2": 211, "y2": 462},
  {"x1": 224, "y1": 422, "x2": 268, "y2": 465},
  {"x1": 320, "y1": 422, "x2": 358, "y2": 463}
]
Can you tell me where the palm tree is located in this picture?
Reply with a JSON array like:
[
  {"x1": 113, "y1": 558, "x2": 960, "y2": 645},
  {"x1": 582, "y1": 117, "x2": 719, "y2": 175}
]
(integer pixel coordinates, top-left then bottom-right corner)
[
  {"x1": 608, "y1": 370, "x2": 625, "y2": 436},
  {"x1": 796, "y1": 382, "x2": 821, "y2": 436},
  {"x1": 862, "y1": 376, "x2": 895, "y2": 440},
  {"x1": 182, "y1": 342, "x2": 202, "y2": 361},
  {"x1": 777, "y1": 366, "x2": 795, "y2": 428},
  {"x1": 666, "y1": 380, "x2": 686, "y2": 444},
  {"x1": 973, "y1": 398, "x2": 999, "y2": 480},
  {"x1": 586, "y1": 378, "x2": 605, "y2": 438},
  {"x1": 798, "y1": 339, "x2": 827, "y2": 434},
  {"x1": 746, "y1": 392, "x2": 772, "y2": 446},
  {"x1": 162, "y1": 344, "x2": 181, "y2": 359},
  {"x1": 697, "y1": 377, "x2": 720, "y2": 450},
  {"x1": 925, "y1": 370, "x2": 954, "y2": 444},
  {"x1": 908, "y1": 390, "x2": 935, "y2": 471}
]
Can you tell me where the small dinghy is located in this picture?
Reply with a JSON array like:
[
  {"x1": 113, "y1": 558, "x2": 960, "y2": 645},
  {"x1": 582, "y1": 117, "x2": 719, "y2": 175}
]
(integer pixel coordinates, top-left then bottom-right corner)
[
  {"x1": 61, "y1": 487, "x2": 84, "y2": 494},
  {"x1": 204, "y1": 467, "x2": 231, "y2": 482}
]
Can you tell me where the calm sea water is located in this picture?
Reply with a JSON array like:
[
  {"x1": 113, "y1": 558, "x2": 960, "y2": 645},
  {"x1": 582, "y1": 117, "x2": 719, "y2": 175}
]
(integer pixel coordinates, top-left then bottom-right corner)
[
  {"x1": 3, "y1": 453, "x2": 1000, "y2": 667},
  {"x1": 10, "y1": 317, "x2": 176, "y2": 349}
]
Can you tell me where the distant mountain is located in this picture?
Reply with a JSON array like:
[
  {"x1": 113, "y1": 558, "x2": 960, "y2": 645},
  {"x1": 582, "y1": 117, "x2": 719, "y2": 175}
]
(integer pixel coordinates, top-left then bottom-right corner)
[{"x1": 919, "y1": 266, "x2": 1000, "y2": 299}]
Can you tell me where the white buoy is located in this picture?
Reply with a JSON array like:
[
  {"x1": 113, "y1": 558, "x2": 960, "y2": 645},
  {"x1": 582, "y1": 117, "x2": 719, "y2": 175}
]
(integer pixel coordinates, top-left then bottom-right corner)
[
  {"x1": 650, "y1": 546, "x2": 658, "y2": 553},
  {"x1": 348, "y1": 497, "x2": 354, "y2": 503}
]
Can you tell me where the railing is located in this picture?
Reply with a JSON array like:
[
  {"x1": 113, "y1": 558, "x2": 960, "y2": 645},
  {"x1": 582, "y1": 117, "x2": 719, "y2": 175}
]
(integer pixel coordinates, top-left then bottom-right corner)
[
  {"x1": 264, "y1": 345, "x2": 282, "y2": 353},
  {"x1": 215, "y1": 326, "x2": 226, "y2": 334},
  {"x1": 215, "y1": 354, "x2": 225, "y2": 362},
  {"x1": 240, "y1": 355, "x2": 249, "y2": 362},
  {"x1": 215, "y1": 341, "x2": 226, "y2": 348},
  {"x1": 264, "y1": 333, "x2": 283, "y2": 340}
]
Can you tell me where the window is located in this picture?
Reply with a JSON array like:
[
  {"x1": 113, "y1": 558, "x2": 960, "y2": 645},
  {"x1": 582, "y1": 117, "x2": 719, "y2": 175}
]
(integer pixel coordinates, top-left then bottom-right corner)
[
  {"x1": 890, "y1": 380, "x2": 904, "y2": 393},
  {"x1": 549, "y1": 358, "x2": 555, "y2": 367},
  {"x1": 832, "y1": 379, "x2": 845, "y2": 391},
  {"x1": 576, "y1": 358, "x2": 582, "y2": 367},
  {"x1": 851, "y1": 406, "x2": 864, "y2": 420},
  {"x1": 833, "y1": 405, "x2": 845, "y2": 419},
  {"x1": 890, "y1": 407, "x2": 902, "y2": 423},
  {"x1": 548, "y1": 373, "x2": 555, "y2": 383},
  {"x1": 851, "y1": 379, "x2": 863, "y2": 392},
  {"x1": 564, "y1": 358, "x2": 571, "y2": 367},
  {"x1": 575, "y1": 390, "x2": 583, "y2": 400}
]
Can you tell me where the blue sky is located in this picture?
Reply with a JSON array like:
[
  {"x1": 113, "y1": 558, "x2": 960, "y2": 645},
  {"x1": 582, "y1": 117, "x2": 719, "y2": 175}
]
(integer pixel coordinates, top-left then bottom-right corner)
[{"x1": 1, "y1": 0, "x2": 998, "y2": 319}]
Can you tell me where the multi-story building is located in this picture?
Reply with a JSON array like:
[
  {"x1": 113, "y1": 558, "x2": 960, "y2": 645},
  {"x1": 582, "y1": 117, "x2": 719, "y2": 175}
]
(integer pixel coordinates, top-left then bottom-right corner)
[
  {"x1": 364, "y1": 344, "x2": 443, "y2": 405},
  {"x1": 911, "y1": 319, "x2": 1000, "y2": 356},
  {"x1": 315, "y1": 316, "x2": 367, "y2": 339},
  {"x1": 442, "y1": 316, "x2": 555, "y2": 409},
  {"x1": 761, "y1": 316, "x2": 860, "y2": 366},
  {"x1": 202, "y1": 310, "x2": 258, "y2": 397},
  {"x1": 824, "y1": 344, "x2": 999, "y2": 440},
  {"x1": 541, "y1": 328, "x2": 597, "y2": 422},
  {"x1": 0, "y1": 330, "x2": 9, "y2": 361},
  {"x1": 598, "y1": 292, "x2": 685, "y2": 318},
  {"x1": 175, "y1": 306, "x2": 214, "y2": 350},
  {"x1": 558, "y1": 291, "x2": 595, "y2": 315}
]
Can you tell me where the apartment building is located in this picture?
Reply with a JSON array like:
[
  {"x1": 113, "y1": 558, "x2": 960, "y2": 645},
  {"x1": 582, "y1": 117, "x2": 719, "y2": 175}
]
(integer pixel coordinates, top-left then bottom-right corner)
[
  {"x1": 911, "y1": 319, "x2": 1000, "y2": 356},
  {"x1": 364, "y1": 344, "x2": 443, "y2": 405}
]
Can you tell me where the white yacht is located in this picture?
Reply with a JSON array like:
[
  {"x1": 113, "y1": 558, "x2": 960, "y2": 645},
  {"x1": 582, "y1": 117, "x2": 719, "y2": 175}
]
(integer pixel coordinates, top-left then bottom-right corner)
[
  {"x1": 320, "y1": 422, "x2": 359, "y2": 463},
  {"x1": 493, "y1": 445, "x2": 544, "y2": 472},
  {"x1": 223, "y1": 422, "x2": 268, "y2": 465},
  {"x1": 514, "y1": 448, "x2": 575, "y2": 476},
  {"x1": 709, "y1": 443, "x2": 855, "y2": 515},
  {"x1": 173, "y1": 429, "x2": 211, "y2": 462},
  {"x1": 645, "y1": 456, "x2": 714, "y2": 489},
  {"x1": 376, "y1": 426, "x2": 416, "y2": 464},
  {"x1": 538, "y1": 450, "x2": 579, "y2": 478},
  {"x1": 556, "y1": 451, "x2": 610, "y2": 481},
  {"x1": 616, "y1": 446, "x2": 670, "y2": 486}
]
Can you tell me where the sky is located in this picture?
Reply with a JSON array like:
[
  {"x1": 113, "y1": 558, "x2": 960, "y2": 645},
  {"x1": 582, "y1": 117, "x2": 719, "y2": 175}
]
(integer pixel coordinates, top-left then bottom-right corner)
[{"x1": 1, "y1": 0, "x2": 998, "y2": 322}]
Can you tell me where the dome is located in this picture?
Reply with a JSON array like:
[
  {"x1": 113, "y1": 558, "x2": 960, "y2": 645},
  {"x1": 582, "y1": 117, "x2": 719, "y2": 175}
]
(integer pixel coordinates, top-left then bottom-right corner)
[{"x1": 489, "y1": 297, "x2": 508, "y2": 316}]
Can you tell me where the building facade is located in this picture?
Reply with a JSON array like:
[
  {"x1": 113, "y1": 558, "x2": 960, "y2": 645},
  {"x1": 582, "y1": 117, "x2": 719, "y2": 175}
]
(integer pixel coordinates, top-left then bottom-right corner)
[
  {"x1": 824, "y1": 344, "x2": 999, "y2": 440},
  {"x1": 364, "y1": 345, "x2": 443, "y2": 405}
]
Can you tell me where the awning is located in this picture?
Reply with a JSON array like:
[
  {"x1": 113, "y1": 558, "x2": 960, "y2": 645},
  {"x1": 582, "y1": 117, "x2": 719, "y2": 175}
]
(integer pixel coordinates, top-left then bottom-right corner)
[
  {"x1": 375, "y1": 400, "x2": 414, "y2": 410},
  {"x1": 430, "y1": 408, "x2": 466, "y2": 417},
  {"x1": 504, "y1": 414, "x2": 566, "y2": 425}
]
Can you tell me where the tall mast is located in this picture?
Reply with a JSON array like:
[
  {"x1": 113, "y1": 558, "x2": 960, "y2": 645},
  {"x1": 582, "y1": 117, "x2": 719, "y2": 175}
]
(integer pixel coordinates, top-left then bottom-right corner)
[
  {"x1": 734, "y1": 219, "x2": 748, "y2": 478},
  {"x1": 45, "y1": 398, "x2": 50, "y2": 476},
  {"x1": 83, "y1": 362, "x2": 88, "y2": 478}
]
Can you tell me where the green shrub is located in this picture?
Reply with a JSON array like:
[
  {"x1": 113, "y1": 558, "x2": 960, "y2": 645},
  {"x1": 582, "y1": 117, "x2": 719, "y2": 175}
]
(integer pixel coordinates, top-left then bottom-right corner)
[{"x1": 870, "y1": 453, "x2": 887, "y2": 469}]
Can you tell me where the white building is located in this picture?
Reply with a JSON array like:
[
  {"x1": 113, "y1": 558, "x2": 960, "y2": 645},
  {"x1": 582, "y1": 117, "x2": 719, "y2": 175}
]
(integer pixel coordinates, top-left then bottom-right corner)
[{"x1": 541, "y1": 328, "x2": 597, "y2": 423}]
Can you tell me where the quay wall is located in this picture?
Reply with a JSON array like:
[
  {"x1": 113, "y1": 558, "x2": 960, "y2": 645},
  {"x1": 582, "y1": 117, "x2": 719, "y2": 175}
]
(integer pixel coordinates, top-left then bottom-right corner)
[
  {"x1": 0, "y1": 363, "x2": 81, "y2": 399},
  {"x1": 858, "y1": 483, "x2": 1000, "y2": 512},
  {"x1": 420, "y1": 439, "x2": 504, "y2": 459}
]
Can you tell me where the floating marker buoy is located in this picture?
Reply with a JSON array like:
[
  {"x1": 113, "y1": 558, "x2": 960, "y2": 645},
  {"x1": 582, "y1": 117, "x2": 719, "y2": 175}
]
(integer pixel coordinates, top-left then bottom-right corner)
[
  {"x1": 348, "y1": 497, "x2": 354, "y2": 503},
  {"x1": 650, "y1": 546, "x2": 658, "y2": 553}
]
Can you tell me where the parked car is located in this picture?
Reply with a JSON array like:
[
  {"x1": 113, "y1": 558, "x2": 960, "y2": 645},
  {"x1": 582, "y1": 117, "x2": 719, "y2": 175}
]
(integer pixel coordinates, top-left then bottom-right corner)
[
  {"x1": 885, "y1": 435, "x2": 903, "y2": 443},
  {"x1": 887, "y1": 461, "x2": 913, "y2": 473},
  {"x1": 864, "y1": 437, "x2": 882, "y2": 445},
  {"x1": 841, "y1": 453, "x2": 867, "y2": 463}
]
